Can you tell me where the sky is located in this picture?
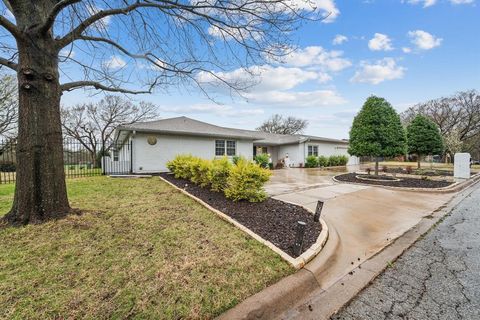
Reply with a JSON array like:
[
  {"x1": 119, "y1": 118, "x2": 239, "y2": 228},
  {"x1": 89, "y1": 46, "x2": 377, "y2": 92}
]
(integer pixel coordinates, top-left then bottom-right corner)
[{"x1": 5, "y1": 1, "x2": 479, "y2": 140}]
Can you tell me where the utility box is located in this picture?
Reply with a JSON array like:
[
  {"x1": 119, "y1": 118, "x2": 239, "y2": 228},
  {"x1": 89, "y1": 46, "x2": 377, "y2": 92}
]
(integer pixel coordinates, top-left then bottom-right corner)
[{"x1": 454, "y1": 153, "x2": 471, "y2": 179}]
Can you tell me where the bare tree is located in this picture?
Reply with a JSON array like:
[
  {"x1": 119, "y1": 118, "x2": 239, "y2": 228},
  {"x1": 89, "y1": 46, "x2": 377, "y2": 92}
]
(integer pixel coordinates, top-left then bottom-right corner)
[
  {"x1": 0, "y1": 74, "x2": 17, "y2": 138},
  {"x1": 0, "y1": 0, "x2": 320, "y2": 225},
  {"x1": 256, "y1": 114, "x2": 308, "y2": 135},
  {"x1": 401, "y1": 90, "x2": 480, "y2": 159},
  {"x1": 62, "y1": 95, "x2": 158, "y2": 166}
]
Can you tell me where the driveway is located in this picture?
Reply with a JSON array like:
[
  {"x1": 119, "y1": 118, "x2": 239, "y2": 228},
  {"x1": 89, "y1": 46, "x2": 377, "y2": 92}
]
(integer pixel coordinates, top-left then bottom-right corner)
[
  {"x1": 265, "y1": 167, "x2": 359, "y2": 196},
  {"x1": 271, "y1": 174, "x2": 453, "y2": 319},
  {"x1": 332, "y1": 183, "x2": 480, "y2": 320}
]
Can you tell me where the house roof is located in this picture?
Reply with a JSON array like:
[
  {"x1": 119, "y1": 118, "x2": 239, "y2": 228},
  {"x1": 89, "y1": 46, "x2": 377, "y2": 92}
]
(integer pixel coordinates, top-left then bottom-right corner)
[{"x1": 116, "y1": 116, "x2": 348, "y2": 145}]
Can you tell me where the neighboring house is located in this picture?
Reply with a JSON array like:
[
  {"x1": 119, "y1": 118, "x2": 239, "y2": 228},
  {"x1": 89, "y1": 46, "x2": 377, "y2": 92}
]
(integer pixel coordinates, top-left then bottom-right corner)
[{"x1": 106, "y1": 116, "x2": 358, "y2": 173}]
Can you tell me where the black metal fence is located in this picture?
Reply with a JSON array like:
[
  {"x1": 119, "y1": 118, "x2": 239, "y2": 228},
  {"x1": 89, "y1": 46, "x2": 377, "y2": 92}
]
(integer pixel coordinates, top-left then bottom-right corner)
[{"x1": 0, "y1": 138, "x2": 132, "y2": 184}]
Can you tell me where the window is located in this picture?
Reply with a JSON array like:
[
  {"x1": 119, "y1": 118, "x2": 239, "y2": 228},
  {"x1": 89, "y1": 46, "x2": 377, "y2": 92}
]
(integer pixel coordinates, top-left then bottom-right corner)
[
  {"x1": 226, "y1": 140, "x2": 236, "y2": 156},
  {"x1": 308, "y1": 145, "x2": 318, "y2": 157},
  {"x1": 215, "y1": 139, "x2": 236, "y2": 156},
  {"x1": 113, "y1": 150, "x2": 119, "y2": 161},
  {"x1": 215, "y1": 140, "x2": 226, "y2": 156}
]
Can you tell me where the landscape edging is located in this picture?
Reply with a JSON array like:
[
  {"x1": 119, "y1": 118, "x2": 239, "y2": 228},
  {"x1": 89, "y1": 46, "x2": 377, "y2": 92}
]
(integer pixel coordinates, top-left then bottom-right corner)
[{"x1": 158, "y1": 175, "x2": 329, "y2": 269}]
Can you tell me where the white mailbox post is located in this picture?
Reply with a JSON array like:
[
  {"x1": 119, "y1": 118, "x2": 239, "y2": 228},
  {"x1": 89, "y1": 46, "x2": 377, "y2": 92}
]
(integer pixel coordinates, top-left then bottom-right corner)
[{"x1": 454, "y1": 153, "x2": 471, "y2": 179}]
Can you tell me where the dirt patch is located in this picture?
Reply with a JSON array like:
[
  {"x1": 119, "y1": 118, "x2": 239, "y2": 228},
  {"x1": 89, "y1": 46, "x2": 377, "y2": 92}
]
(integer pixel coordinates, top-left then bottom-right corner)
[
  {"x1": 336, "y1": 173, "x2": 453, "y2": 189},
  {"x1": 160, "y1": 173, "x2": 321, "y2": 258}
]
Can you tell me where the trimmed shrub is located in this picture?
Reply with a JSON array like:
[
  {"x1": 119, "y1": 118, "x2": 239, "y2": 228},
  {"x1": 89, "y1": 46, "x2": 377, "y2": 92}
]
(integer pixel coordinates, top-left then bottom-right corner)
[
  {"x1": 166, "y1": 154, "x2": 195, "y2": 179},
  {"x1": 318, "y1": 156, "x2": 329, "y2": 167},
  {"x1": 225, "y1": 158, "x2": 271, "y2": 202},
  {"x1": 232, "y1": 155, "x2": 241, "y2": 165},
  {"x1": 254, "y1": 153, "x2": 270, "y2": 169},
  {"x1": 305, "y1": 155, "x2": 319, "y2": 168},
  {"x1": 327, "y1": 155, "x2": 349, "y2": 167},
  {"x1": 190, "y1": 158, "x2": 212, "y2": 187},
  {"x1": 209, "y1": 156, "x2": 232, "y2": 192}
]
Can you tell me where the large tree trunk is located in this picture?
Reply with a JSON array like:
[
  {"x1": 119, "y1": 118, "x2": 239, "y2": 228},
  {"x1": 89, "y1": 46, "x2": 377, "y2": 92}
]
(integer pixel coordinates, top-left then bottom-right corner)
[
  {"x1": 2, "y1": 33, "x2": 70, "y2": 225},
  {"x1": 417, "y1": 154, "x2": 421, "y2": 169},
  {"x1": 374, "y1": 158, "x2": 379, "y2": 176}
]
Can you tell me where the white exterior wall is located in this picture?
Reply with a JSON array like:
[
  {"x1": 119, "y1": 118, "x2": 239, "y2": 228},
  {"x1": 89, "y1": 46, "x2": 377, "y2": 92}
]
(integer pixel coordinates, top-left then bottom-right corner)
[
  {"x1": 277, "y1": 144, "x2": 303, "y2": 167},
  {"x1": 303, "y1": 140, "x2": 359, "y2": 166},
  {"x1": 131, "y1": 133, "x2": 253, "y2": 172}
]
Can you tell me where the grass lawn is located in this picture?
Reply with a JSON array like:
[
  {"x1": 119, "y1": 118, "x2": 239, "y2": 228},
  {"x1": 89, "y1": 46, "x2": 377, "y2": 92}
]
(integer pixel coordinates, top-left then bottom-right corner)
[{"x1": 0, "y1": 177, "x2": 293, "y2": 319}]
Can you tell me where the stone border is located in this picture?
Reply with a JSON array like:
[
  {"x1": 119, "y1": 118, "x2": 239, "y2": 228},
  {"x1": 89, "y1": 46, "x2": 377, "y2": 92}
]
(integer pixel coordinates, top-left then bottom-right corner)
[
  {"x1": 332, "y1": 172, "x2": 480, "y2": 193},
  {"x1": 158, "y1": 175, "x2": 329, "y2": 269}
]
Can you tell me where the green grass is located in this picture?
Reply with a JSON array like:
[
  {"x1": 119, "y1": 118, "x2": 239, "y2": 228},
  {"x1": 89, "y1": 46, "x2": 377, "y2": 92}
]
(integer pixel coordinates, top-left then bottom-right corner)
[{"x1": 0, "y1": 177, "x2": 293, "y2": 319}]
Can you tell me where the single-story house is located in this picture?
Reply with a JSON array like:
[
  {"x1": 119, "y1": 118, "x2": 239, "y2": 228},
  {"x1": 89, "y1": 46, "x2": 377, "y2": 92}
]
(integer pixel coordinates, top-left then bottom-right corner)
[{"x1": 106, "y1": 116, "x2": 358, "y2": 174}]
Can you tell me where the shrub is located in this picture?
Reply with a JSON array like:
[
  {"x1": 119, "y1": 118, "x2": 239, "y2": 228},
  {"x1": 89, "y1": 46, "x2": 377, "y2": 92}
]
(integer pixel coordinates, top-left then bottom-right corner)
[
  {"x1": 209, "y1": 157, "x2": 232, "y2": 192},
  {"x1": 318, "y1": 155, "x2": 329, "y2": 167},
  {"x1": 254, "y1": 153, "x2": 270, "y2": 169},
  {"x1": 166, "y1": 154, "x2": 195, "y2": 179},
  {"x1": 338, "y1": 155, "x2": 349, "y2": 166},
  {"x1": 190, "y1": 158, "x2": 212, "y2": 187},
  {"x1": 232, "y1": 155, "x2": 241, "y2": 165},
  {"x1": 405, "y1": 166, "x2": 413, "y2": 174},
  {"x1": 382, "y1": 165, "x2": 388, "y2": 173},
  {"x1": 305, "y1": 155, "x2": 319, "y2": 168},
  {"x1": 366, "y1": 168, "x2": 371, "y2": 175},
  {"x1": 225, "y1": 158, "x2": 271, "y2": 202},
  {"x1": 328, "y1": 155, "x2": 340, "y2": 166}
]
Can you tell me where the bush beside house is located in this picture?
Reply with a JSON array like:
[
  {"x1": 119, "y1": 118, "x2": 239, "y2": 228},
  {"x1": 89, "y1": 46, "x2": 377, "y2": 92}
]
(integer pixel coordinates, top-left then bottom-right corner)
[
  {"x1": 167, "y1": 155, "x2": 271, "y2": 202},
  {"x1": 305, "y1": 155, "x2": 348, "y2": 168}
]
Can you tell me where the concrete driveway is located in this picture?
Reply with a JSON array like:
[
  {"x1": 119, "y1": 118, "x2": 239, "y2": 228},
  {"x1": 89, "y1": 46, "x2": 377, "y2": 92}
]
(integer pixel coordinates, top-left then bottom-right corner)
[
  {"x1": 266, "y1": 167, "x2": 359, "y2": 196},
  {"x1": 271, "y1": 172, "x2": 452, "y2": 303}
]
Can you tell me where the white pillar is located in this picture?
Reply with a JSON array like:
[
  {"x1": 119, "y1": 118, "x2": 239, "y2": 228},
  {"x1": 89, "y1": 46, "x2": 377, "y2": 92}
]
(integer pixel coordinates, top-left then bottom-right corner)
[{"x1": 454, "y1": 153, "x2": 471, "y2": 179}]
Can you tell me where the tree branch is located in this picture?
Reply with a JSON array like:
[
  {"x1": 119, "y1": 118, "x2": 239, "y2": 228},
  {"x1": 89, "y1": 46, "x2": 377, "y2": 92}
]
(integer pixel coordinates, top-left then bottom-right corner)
[
  {"x1": 61, "y1": 81, "x2": 151, "y2": 94},
  {"x1": 0, "y1": 14, "x2": 21, "y2": 39},
  {"x1": 0, "y1": 56, "x2": 17, "y2": 71},
  {"x1": 39, "y1": 0, "x2": 82, "y2": 34}
]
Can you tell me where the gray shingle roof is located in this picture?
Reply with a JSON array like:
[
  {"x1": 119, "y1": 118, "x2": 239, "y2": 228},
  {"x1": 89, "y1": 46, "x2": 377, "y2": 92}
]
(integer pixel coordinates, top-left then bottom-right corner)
[{"x1": 117, "y1": 116, "x2": 348, "y2": 145}]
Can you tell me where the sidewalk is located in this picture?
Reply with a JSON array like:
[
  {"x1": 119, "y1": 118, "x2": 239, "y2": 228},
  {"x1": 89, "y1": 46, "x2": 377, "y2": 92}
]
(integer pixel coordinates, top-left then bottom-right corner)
[{"x1": 331, "y1": 183, "x2": 480, "y2": 319}]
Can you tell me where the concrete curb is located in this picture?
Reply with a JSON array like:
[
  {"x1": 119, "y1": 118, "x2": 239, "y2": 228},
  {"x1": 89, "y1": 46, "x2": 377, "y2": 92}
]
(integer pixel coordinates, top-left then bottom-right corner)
[
  {"x1": 158, "y1": 175, "x2": 328, "y2": 269},
  {"x1": 332, "y1": 172, "x2": 480, "y2": 193},
  {"x1": 279, "y1": 176, "x2": 480, "y2": 320}
]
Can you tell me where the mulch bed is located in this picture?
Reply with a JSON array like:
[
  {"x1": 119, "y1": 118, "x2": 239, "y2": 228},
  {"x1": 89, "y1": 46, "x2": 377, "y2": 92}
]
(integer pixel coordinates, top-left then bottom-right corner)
[
  {"x1": 159, "y1": 173, "x2": 321, "y2": 258},
  {"x1": 386, "y1": 168, "x2": 454, "y2": 176},
  {"x1": 336, "y1": 173, "x2": 453, "y2": 189}
]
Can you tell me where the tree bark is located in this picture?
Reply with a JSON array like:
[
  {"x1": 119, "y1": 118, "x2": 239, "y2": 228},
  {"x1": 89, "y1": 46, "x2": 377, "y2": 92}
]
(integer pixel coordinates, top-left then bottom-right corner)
[
  {"x1": 418, "y1": 154, "x2": 421, "y2": 169},
  {"x1": 2, "y1": 34, "x2": 70, "y2": 225},
  {"x1": 375, "y1": 158, "x2": 379, "y2": 176}
]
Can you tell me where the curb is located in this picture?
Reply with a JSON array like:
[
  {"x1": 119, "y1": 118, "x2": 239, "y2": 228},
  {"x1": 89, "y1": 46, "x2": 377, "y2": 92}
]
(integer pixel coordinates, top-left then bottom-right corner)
[
  {"x1": 332, "y1": 172, "x2": 480, "y2": 193},
  {"x1": 279, "y1": 175, "x2": 480, "y2": 320},
  {"x1": 158, "y1": 175, "x2": 329, "y2": 269}
]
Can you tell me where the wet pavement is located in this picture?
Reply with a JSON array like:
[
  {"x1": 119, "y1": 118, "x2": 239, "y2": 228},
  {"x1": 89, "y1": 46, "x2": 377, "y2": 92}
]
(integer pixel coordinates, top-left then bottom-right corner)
[
  {"x1": 266, "y1": 167, "x2": 359, "y2": 196},
  {"x1": 331, "y1": 183, "x2": 480, "y2": 320}
]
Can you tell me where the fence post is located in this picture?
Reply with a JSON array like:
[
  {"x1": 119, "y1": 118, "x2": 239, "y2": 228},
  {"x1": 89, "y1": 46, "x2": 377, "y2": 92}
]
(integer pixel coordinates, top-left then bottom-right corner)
[
  {"x1": 102, "y1": 147, "x2": 106, "y2": 175},
  {"x1": 130, "y1": 139, "x2": 133, "y2": 174},
  {"x1": 314, "y1": 200, "x2": 324, "y2": 222}
]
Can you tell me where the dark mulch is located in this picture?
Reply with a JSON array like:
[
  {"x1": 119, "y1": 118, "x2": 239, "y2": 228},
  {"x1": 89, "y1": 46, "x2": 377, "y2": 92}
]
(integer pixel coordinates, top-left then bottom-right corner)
[
  {"x1": 357, "y1": 175, "x2": 397, "y2": 181},
  {"x1": 160, "y1": 173, "x2": 321, "y2": 258},
  {"x1": 386, "y1": 167, "x2": 454, "y2": 176},
  {"x1": 336, "y1": 173, "x2": 453, "y2": 189}
]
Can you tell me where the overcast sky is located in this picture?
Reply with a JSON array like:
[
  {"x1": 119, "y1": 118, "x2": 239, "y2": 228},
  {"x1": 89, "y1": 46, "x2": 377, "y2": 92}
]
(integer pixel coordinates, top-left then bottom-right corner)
[{"x1": 49, "y1": 1, "x2": 480, "y2": 139}]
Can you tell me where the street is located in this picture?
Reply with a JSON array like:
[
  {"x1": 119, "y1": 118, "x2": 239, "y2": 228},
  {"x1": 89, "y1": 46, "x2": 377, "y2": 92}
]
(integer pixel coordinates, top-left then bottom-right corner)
[{"x1": 332, "y1": 184, "x2": 480, "y2": 320}]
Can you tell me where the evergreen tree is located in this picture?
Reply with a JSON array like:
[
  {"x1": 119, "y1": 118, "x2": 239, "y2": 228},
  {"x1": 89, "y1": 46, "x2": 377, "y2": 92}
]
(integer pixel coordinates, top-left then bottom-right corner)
[
  {"x1": 349, "y1": 96, "x2": 406, "y2": 175},
  {"x1": 407, "y1": 115, "x2": 444, "y2": 168}
]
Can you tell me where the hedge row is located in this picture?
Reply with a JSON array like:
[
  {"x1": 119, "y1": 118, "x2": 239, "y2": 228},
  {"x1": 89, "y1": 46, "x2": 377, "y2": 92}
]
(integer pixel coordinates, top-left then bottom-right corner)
[
  {"x1": 305, "y1": 155, "x2": 349, "y2": 168},
  {"x1": 166, "y1": 155, "x2": 271, "y2": 202}
]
